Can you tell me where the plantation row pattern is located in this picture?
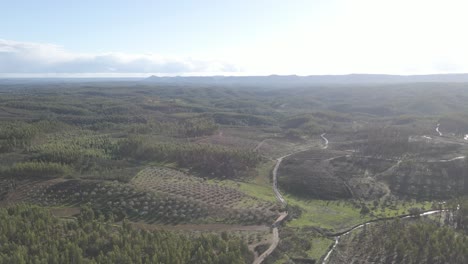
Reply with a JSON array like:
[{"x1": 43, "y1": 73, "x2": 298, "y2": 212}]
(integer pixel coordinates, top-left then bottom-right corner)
[
  {"x1": 132, "y1": 167, "x2": 278, "y2": 212},
  {"x1": 8, "y1": 178, "x2": 279, "y2": 225}
]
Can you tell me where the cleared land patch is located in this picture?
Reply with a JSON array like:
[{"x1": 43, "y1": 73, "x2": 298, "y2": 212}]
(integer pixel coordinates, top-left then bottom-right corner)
[{"x1": 132, "y1": 167, "x2": 279, "y2": 212}]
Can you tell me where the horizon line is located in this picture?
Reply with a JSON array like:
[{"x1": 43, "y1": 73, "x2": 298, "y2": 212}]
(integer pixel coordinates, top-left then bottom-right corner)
[{"x1": 3, "y1": 72, "x2": 468, "y2": 79}]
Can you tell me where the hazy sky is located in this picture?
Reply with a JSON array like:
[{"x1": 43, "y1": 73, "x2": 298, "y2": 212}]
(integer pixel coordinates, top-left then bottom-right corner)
[{"x1": 1, "y1": 0, "x2": 468, "y2": 77}]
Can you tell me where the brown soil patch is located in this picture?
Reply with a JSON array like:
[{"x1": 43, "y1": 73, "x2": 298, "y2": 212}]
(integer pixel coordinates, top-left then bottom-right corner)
[{"x1": 50, "y1": 207, "x2": 81, "y2": 217}]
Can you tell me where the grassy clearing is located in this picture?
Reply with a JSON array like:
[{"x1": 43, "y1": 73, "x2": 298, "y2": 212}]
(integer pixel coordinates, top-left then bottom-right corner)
[
  {"x1": 286, "y1": 197, "x2": 372, "y2": 231},
  {"x1": 237, "y1": 182, "x2": 277, "y2": 203},
  {"x1": 307, "y1": 236, "x2": 334, "y2": 260},
  {"x1": 252, "y1": 160, "x2": 275, "y2": 186},
  {"x1": 212, "y1": 160, "x2": 278, "y2": 203},
  {"x1": 370, "y1": 200, "x2": 432, "y2": 218},
  {"x1": 214, "y1": 179, "x2": 277, "y2": 203},
  {"x1": 286, "y1": 195, "x2": 433, "y2": 231}
]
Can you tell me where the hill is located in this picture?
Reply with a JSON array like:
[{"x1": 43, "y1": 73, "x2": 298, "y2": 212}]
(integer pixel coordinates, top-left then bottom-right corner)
[{"x1": 144, "y1": 73, "x2": 468, "y2": 87}]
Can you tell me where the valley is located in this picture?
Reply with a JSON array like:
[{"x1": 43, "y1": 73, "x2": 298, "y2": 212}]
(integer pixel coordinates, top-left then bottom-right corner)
[{"x1": 0, "y1": 78, "x2": 467, "y2": 263}]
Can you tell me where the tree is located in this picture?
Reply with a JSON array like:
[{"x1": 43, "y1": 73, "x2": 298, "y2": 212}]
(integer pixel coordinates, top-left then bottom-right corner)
[
  {"x1": 408, "y1": 207, "x2": 422, "y2": 218},
  {"x1": 360, "y1": 204, "x2": 370, "y2": 215}
]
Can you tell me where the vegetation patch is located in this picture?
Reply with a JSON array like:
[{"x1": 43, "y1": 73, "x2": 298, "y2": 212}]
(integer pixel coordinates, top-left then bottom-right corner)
[
  {"x1": 0, "y1": 204, "x2": 253, "y2": 264},
  {"x1": 132, "y1": 167, "x2": 279, "y2": 212}
]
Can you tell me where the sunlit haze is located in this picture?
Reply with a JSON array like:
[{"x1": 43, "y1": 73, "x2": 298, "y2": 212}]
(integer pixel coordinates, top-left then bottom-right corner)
[{"x1": 2, "y1": 0, "x2": 468, "y2": 77}]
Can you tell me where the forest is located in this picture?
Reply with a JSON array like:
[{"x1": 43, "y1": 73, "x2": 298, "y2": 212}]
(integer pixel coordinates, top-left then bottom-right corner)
[
  {"x1": 327, "y1": 201, "x2": 468, "y2": 264},
  {"x1": 0, "y1": 79, "x2": 467, "y2": 263},
  {"x1": 0, "y1": 205, "x2": 253, "y2": 264}
]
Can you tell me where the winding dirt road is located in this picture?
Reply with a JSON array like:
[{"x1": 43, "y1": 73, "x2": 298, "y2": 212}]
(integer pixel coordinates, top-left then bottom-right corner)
[
  {"x1": 321, "y1": 209, "x2": 445, "y2": 262},
  {"x1": 253, "y1": 155, "x2": 289, "y2": 264},
  {"x1": 254, "y1": 132, "x2": 448, "y2": 264},
  {"x1": 254, "y1": 143, "x2": 317, "y2": 264},
  {"x1": 253, "y1": 226, "x2": 280, "y2": 264},
  {"x1": 320, "y1": 127, "x2": 450, "y2": 263},
  {"x1": 253, "y1": 138, "x2": 270, "y2": 152},
  {"x1": 436, "y1": 123, "x2": 443, "y2": 136},
  {"x1": 272, "y1": 156, "x2": 288, "y2": 205},
  {"x1": 321, "y1": 133, "x2": 329, "y2": 149}
]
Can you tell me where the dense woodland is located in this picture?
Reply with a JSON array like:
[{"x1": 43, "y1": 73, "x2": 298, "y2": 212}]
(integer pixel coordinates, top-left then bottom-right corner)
[
  {"x1": 0, "y1": 205, "x2": 253, "y2": 264},
  {"x1": 331, "y1": 212, "x2": 468, "y2": 263}
]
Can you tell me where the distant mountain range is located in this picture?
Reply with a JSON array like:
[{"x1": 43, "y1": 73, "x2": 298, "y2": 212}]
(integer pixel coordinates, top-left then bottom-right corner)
[
  {"x1": 144, "y1": 74, "x2": 468, "y2": 86},
  {"x1": 3, "y1": 74, "x2": 468, "y2": 86}
]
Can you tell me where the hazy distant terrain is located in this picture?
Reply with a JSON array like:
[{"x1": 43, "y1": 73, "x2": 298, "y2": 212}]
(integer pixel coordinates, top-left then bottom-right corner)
[{"x1": 145, "y1": 73, "x2": 468, "y2": 86}]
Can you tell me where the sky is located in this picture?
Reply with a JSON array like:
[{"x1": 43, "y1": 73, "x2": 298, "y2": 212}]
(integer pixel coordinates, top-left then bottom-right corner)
[{"x1": 1, "y1": 0, "x2": 468, "y2": 77}]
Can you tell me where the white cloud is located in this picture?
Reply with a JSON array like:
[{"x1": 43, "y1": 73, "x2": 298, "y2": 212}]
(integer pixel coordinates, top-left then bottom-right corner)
[
  {"x1": 0, "y1": 39, "x2": 239, "y2": 76},
  {"x1": 217, "y1": 0, "x2": 468, "y2": 75}
]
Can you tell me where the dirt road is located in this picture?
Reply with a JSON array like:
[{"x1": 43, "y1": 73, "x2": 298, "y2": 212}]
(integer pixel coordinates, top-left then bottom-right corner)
[
  {"x1": 253, "y1": 228, "x2": 280, "y2": 264},
  {"x1": 253, "y1": 144, "x2": 315, "y2": 263},
  {"x1": 321, "y1": 133, "x2": 329, "y2": 149},
  {"x1": 436, "y1": 124, "x2": 443, "y2": 136},
  {"x1": 321, "y1": 210, "x2": 444, "y2": 263}
]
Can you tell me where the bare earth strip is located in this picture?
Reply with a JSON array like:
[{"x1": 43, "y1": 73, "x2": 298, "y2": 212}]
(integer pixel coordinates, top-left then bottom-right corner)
[{"x1": 253, "y1": 228, "x2": 279, "y2": 264}]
